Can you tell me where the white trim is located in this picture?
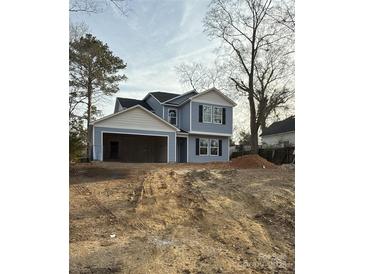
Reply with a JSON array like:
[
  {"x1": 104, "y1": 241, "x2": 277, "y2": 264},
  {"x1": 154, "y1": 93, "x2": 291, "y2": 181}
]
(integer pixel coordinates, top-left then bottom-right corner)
[
  {"x1": 173, "y1": 133, "x2": 177, "y2": 163},
  {"x1": 167, "y1": 107, "x2": 178, "y2": 126},
  {"x1": 92, "y1": 126, "x2": 95, "y2": 160},
  {"x1": 213, "y1": 106, "x2": 223, "y2": 124},
  {"x1": 189, "y1": 87, "x2": 237, "y2": 106},
  {"x1": 162, "y1": 105, "x2": 165, "y2": 119},
  {"x1": 90, "y1": 105, "x2": 180, "y2": 131},
  {"x1": 189, "y1": 131, "x2": 232, "y2": 137},
  {"x1": 189, "y1": 101, "x2": 192, "y2": 132},
  {"x1": 100, "y1": 130, "x2": 170, "y2": 163},
  {"x1": 202, "y1": 104, "x2": 213, "y2": 123},
  {"x1": 261, "y1": 131, "x2": 295, "y2": 137},
  {"x1": 162, "y1": 89, "x2": 197, "y2": 104},
  {"x1": 199, "y1": 138, "x2": 209, "y2": 156},
  {"x1": 187, "y1": 136, "x2": 189, "y2": 162},
  {"x1": 227, "y1": 138, "x2": 230, "y2": 162}
]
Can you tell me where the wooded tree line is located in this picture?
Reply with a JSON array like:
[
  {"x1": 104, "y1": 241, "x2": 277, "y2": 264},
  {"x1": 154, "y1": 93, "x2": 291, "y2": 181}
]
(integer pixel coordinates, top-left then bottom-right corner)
[
  {"x1": 176, "y1": 0, "x2": 295, "y2": 153},
  {"x1": 69, "y1": 0, "x2": 129, "y2": 160}
]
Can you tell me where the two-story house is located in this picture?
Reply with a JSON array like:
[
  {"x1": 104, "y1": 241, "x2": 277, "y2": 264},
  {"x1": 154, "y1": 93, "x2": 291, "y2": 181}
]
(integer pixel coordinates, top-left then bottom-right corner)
[{"x1": 90, "y1": 87, "x2": 236, "y2": 163}]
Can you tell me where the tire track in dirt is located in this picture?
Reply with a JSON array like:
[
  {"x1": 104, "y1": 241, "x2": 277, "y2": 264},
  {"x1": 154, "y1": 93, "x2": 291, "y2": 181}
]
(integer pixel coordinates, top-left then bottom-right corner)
[{"x1": 72, "y1": 184, "x2": 119, "y2": 225}]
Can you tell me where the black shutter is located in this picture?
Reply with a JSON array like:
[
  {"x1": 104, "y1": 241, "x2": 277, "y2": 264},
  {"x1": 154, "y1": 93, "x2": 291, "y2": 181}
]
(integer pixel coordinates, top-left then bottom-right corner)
[
  {"x1": 199, "y1": 105, "x2": 203, "y2": 122},
  {"x1": 196, "y1": 138, "x2": 200, "y2": 155},
  {"x1": 219, "y1": 140, "x2": 222, "y2": 156},
  {"x1": 222, "y1": 108, "x2": 226, "y2": 124}
]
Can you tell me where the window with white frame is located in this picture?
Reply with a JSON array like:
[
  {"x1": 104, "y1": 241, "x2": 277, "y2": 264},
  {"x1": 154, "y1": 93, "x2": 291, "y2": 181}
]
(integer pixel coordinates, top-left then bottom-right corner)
[
  {"x1": 199, "y1": 138, "x2": 209, "y2": 155},
  {"x1": 203, "y1": 105, "x2": 212, "y2": 123},
  {"x1": 168, "y1": 109, "x2": 177, "y2": 125},
  {"x1": 210, "y1": 139, "x2": 219, "y2": 156},
  {"x1": 213, "y1": 107, "x2": 223, "y2": 124}
]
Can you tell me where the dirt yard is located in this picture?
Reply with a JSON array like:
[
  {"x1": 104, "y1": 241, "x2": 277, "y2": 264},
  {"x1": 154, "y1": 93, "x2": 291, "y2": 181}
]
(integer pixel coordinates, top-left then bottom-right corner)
[{"x1": 70, "y1": 162, "x2": 294, "y2": 273}]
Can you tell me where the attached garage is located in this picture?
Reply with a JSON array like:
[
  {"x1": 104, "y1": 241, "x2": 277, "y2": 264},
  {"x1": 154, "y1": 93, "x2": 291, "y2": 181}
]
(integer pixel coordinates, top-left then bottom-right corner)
[
  {"x1": 90, "y1": 105, "x2": 178, "y2": 163},
  {"x1": 102, "y1": 132, "x2": 168, "y2": 163}
]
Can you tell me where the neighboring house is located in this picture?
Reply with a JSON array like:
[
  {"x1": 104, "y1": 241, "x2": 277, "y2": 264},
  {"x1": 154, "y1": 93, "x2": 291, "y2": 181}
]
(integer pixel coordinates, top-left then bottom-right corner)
[
  {"x1": 261, "y1": 116, "x2": 295, "y2": 148},
  {"x1": 90, "y1": 87, "x2": 236, "y2": 163}
]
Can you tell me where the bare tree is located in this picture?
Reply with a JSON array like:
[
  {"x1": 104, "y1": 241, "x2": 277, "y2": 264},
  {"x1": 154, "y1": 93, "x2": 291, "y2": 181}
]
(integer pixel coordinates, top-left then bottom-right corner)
[
  {"x1": 204, "y1": 0, "x2": 294, "y2": 153},
  {"x1": 69, "y1": 22, "x2": 89, "y2": 42},
  {"x1": 175, "y1": 61, "x2": 229, "y2": 92},
  {"x1": 269, "y1": 0, "x2": 295, "y2": 33},
  {"x1": 69, "y1": 0, "x2": 129, "y2": 15}
]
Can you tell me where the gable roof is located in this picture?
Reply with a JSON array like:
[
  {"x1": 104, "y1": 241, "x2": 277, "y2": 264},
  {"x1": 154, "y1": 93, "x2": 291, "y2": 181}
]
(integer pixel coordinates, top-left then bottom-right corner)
[
  {"x1": 150, "y1": 91, "x2": 180, "y2": 102},
  {"x1": 90, "y1": 105, "x2": 180, "y2": 131},
  {"x1": 117, "y1": 97, "x2": 153, "y2": 111},
  {"x1": 163, "y1": 89, "x2": 198, "y2": 105},
  {"x1": 261, "y1": 116, "x2": 295, "y2": 136},
  {"x1": 189, "y1": 87, "x2": 237, "y2": 106}
]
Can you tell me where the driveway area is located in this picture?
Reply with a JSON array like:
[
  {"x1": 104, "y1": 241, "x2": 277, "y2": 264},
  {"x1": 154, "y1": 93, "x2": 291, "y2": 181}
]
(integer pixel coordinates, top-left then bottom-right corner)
[{"x1": 70, "y1": 162, "x2": 294, "y2": 273}]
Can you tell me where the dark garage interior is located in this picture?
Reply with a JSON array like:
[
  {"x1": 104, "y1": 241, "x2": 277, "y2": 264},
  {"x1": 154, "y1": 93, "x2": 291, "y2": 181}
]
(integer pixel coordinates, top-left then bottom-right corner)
[{"x1": 103, "y1": 133, "x2": 167, "y2": 163}]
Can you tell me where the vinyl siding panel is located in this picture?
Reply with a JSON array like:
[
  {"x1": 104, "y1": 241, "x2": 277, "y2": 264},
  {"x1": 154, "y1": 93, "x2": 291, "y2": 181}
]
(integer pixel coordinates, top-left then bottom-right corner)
[
  {"x1": 145, "y1": 95, "x2": 164, "y2": 118},
  {"x1": 163, "y1": 106, "x2": 183, "y2": 128},
  {"x1": 93, "y1": 107, "x2": 176, "y2": 132},
  {"x1": 192, "y1": 91, "x2": 234, "y2": 106},
  {"x1": 179, "y1": 102, "x2": 190, "y2": 131},
  {"x1": 190, "y1": 102, "x2": 233, "y2": 134},
  {"x1": 187, "y1": 134, "x2": 229, "y2": 163}
]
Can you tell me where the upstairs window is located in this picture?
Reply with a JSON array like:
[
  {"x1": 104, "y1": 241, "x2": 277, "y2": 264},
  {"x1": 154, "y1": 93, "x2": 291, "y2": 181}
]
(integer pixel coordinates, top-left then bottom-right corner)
[
  {"x1": 213, "y1": 107, "x2": 223, "y2": 124},
  {"x1": 168, "y1": 109, "x2": 177, "y2": 125},
  {"x1": 203, "y1": 105, "x2": 212, "y2": 123}
]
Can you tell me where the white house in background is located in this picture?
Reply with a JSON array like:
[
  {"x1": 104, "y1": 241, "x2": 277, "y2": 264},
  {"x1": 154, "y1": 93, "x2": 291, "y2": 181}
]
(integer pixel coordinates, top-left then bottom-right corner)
[{"x1": 261, "y1": 116, "x2": 295, "y2": 148}]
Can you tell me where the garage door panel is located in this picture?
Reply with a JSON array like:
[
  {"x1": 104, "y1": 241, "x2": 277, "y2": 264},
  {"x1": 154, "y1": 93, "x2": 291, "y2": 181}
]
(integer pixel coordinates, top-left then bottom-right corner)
[{"x1": 103, "y1": 133, "x2": 167, "y2": 163}]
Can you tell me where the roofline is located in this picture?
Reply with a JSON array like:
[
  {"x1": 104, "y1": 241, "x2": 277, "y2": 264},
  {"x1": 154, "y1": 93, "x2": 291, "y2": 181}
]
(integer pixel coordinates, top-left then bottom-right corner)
[
  {"x1": 261, "y1": 130, "x2": 295, "y2": 137},
  {"x1": 189, "y1": 87, "x2": 237, "y2": 106},
  {"x1": 90, "y1": 105, "x2": 180, "y2": 131},
  {"x1": 188, "y1": 131, "x2": 232, "y2": 137},
  {"x1": 142, "y1": 92, "x2": 161, "y2": 103},
  {"x1": 143, "y1": 92, "x2": 181, "y2": 103},
  {"x1": 162, "y1": 89, "x2": 197, "y2": 104}
]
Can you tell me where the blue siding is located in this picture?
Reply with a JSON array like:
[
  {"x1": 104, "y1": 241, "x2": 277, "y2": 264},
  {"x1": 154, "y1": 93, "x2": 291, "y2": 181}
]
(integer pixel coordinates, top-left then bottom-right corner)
[
  {"x1": 190, "y1": 102, "x2": 233, "y2": 134},
  {"x1": 145, "y1": 95, "x2": 164, "y2": 118},
  {"x1": 179, "y1": 102, "x2": 190, "y2": 132},
  {"x1": 188, "y1": 134, "x2": 229, "y2": 163},
  {"x1": 93, "y1": 127, "x2": 176, "y2": 162},
  {"x1": 163, "y1": 106, "x2": 179, "y2": 127}
]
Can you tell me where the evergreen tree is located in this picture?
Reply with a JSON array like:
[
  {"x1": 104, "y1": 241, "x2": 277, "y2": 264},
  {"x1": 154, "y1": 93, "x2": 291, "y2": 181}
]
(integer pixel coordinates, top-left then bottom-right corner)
[{"x1": 69, "y1": 34, "x2": 127, "y2": 160}]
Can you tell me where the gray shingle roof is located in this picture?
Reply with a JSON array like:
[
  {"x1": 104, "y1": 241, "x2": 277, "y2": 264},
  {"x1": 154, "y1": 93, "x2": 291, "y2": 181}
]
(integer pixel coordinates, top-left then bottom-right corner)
[
  {"x1": 150, "y1": 91, "x2": 180, "y2": 102},
  {"x1": 261, "y1": 116, "x2": 295, "y2": 136},
  {"x1": 117, "y1": 97, "x2": 153, "y2": 111}
]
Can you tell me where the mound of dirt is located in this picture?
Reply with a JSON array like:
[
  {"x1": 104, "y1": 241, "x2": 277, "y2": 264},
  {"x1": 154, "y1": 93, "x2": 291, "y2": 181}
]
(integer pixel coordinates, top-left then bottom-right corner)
[{"x1": 230, "y1": 154, "x2": 277, "y2": 169}]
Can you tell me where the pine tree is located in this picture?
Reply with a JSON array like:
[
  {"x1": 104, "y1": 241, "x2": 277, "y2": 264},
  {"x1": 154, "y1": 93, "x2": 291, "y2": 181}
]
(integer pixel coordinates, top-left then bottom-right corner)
[{"x1": 69, "y1": 34, "x2": 127, "y2": 160}]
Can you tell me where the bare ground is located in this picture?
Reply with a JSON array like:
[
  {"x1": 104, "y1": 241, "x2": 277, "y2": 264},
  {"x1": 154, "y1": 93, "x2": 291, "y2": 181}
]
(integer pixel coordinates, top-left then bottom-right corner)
[{"x1": 70, "y1": 162, "x2": 294, "y2": 274}]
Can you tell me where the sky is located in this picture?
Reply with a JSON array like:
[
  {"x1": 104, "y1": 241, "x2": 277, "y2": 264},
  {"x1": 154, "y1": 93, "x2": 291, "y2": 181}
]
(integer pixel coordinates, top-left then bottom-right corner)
[{"x1": 70, "y1": 0, "x2": 220, "y2": 116}]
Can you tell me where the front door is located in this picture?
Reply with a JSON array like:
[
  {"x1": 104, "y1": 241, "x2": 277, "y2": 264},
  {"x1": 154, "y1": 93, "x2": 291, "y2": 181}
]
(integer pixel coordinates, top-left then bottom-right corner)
[{"x1": 176, "y1": 137, "x2": 187, "y2": 163}]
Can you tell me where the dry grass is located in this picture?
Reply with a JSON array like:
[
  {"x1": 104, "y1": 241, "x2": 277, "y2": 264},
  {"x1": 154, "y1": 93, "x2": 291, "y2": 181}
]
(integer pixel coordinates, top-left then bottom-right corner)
[{"x1": 70, "y1": 162, "x2": 294, "y2": 273}]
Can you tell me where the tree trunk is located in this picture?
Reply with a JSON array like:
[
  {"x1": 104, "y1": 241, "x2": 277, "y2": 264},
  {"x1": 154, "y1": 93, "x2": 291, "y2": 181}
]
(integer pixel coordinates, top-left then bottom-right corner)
[
  {"x1": 250, "y1": 128, "x2": 259, "y2": 154},
  {"x1": 248, "y1": 93, "x2": 259, "y2": 153}
]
